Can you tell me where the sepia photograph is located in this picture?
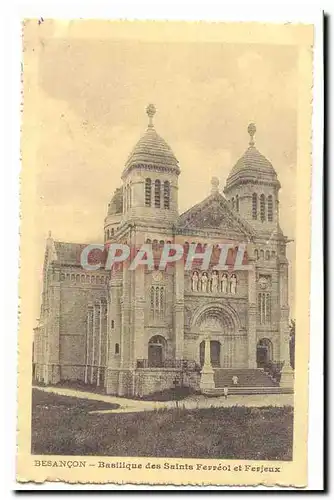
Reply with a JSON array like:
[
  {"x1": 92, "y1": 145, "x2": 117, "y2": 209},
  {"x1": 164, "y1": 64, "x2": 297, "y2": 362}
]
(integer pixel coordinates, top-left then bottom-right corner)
[{"x1": 16, "y1": 18, "x2": 316, "y2": 486}]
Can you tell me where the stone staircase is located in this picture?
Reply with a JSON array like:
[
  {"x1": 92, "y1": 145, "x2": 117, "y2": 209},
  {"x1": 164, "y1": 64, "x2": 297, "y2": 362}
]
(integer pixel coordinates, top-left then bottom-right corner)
[{"x1": 213, "y1": 368, "x2": 278, "y2": 389}]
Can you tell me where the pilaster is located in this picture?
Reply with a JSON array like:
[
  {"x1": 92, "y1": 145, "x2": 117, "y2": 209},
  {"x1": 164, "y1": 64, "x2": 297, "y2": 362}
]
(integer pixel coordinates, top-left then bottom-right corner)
[
  {"x1": 279, "y1": 261, "x2": 294, "y2": 388},
  {"x1": 120, "y1": 259, "x2": 132, "y2": 370},
  {"x1": 85, "y1": 304, "x2": 93, "y2": 383},
  {"x1": 46, "y1": 279, "x2": 61, "y2": 384},
  {"x1": 247, "y1": 257, "x2": 257, "y2": 368},
  {"x1": 133, "y1": 264, "x2": 146, "y2": 361},
  {"x1": 174, "y1": 257, "x2": 184, "y2": 359}
]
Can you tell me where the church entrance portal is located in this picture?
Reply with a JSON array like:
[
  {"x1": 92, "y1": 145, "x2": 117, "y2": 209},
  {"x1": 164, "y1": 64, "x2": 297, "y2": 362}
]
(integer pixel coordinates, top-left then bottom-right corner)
[
  {"x1": 256, "y1": 338, "x2": 273, "y2": 368},
  {"x1": 148, "y1": 335, "x2": 166, "y2": 367}
]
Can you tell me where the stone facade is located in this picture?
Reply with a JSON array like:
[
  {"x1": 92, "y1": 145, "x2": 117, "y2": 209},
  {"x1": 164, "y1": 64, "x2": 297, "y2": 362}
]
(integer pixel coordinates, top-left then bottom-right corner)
[{"x1": 33, "y1": 107, "x2": 294, "y2": 395}]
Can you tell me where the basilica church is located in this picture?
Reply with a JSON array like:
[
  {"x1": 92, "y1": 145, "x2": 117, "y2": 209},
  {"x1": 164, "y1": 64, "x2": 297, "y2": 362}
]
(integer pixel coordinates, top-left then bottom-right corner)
[{"x1": 33, "y1": 104, "x2": 294, "y2": 396}]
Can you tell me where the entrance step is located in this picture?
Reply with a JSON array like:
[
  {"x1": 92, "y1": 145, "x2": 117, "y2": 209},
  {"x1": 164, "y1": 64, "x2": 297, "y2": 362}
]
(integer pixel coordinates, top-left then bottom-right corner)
[
  {"x1": 203, "y1": 386, "x2": 293, "y2": 396},
  {"x1": 213, "y1": 368, "x2": 279, "y2": 388}
]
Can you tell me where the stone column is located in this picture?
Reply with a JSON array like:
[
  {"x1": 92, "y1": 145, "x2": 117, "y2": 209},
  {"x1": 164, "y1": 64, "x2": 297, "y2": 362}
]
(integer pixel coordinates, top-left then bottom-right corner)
[
  {"x1": 119, "y1": 257, "x2": 132, "y2": 396},
  {"x1": 85, "y1": 304, "x2": 93, "y2": 384},
  {"x1": 90, "y1": 302, "x2": 98, "y2": 383},
  {"x1": 120, "y1": 259, "x2": 132, "y2": 369},
  {"x1": 200, "y1": 338, "x2": 215, "y2": 391},
  {"x1": 174, "y1": 256, "x2": 184, "y2": 359},
  {"x1": 106, "y1": 298, "x2": 110, "y2": 368},
  {"x1": 247, "y1": 257, "x2": 257, "y2": 368},
  {"x1": 107, "y1": 278, "x2": 121, "y2": 367},
  {"x1": 97, "y1": 301, "x2": 103, "y2": 387},
  {"x1": 279, "y1": 262, "x2": 294, "y2": 388}
]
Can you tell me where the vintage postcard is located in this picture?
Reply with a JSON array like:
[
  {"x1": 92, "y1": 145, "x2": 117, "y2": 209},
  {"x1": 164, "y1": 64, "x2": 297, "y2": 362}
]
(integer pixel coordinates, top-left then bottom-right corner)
[{"x1": 17, "y1": 19, "x2": 315, "y2": 487}]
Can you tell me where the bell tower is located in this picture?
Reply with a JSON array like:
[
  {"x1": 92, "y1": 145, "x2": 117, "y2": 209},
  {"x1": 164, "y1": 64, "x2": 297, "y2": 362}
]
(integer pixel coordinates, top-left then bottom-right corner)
[
  {"x1": 224, "y1": 123, "x2": 281, "y2": 235},
  {"x1": 121, "y1": 104, "x2": 180, "y2": 226}
]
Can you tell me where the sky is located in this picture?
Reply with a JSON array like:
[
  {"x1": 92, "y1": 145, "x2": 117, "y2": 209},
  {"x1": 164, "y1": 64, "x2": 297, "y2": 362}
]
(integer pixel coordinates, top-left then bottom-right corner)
[{"x1": 22, "y1": 20, "x2": 298, "y2": 317}]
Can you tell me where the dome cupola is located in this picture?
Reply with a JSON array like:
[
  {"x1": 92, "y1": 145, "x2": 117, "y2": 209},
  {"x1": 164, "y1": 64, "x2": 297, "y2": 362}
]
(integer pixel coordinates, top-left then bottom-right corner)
[
  {"x1": 121, "y1": 105, "x2": 180, "y2": 225},
  {"x1": 122, "y1": 104, "x2": 179, "y2": 179},
  {"x1": 225, "y1": 123, "x2": 280, "y2": 191},
  {"x1": 224, "y1": 124, "x2": 281, "y2": 232}
]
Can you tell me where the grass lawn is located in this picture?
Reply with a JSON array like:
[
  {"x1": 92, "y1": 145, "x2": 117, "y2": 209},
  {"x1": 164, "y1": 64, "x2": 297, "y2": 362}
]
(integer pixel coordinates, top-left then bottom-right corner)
[{"x1": 31, "y1": 389, "x2": 293, "y2": 460}]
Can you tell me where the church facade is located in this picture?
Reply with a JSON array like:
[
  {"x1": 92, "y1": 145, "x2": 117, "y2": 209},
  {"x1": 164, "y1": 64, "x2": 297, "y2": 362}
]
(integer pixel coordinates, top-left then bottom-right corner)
[{"x1": 33, "y1": 105, "x2": 294, "y2": 396}]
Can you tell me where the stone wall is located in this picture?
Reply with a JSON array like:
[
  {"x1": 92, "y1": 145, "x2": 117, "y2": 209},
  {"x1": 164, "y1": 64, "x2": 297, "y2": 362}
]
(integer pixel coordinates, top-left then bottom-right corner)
[
  {"x1": 133, "y1": 368, "x2": 200, "y2": 397},
  {"x1": 105, "y1": 369, "x2": 120, "y2": 394}
]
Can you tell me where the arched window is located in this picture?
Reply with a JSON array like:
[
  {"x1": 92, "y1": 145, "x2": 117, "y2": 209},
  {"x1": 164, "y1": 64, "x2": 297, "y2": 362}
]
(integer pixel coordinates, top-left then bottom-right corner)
[
  {"x1": 145, "y1": 178, "x2": 152, "y2": 206},
  {"x1": 231, "y1": 197, "x2": 235, "y2": 210},
  {"x1": 258, "y1": 293, "x2": 271, "y2": 324},
  {"x1": 163, "y1": 180, "x2": 170, "y2": 209},
  {"x1": 154, "y1": 180, "x2": 161, "y2": 208},
  {"x1": 260, "y1": 249, "x2": 264, "y2": 260},
  {"x1": 254, "y1": 249, "x2": 259, "y2": 260},
  {"x1": 252, "y1": 193, "x2": 258, "y2": 219},
  {"x1": 271, "y1": 250, "x2": 276, "y2": 259},
  {"x1": 111, "y1": 228, "x2": 114, "y2": 236},
  {"x1": 115, "y1": 343, "x2": 120, "y2": 355},
  {"x1": 268, "y1": 195, "x2": 273, "y2": 221},
  {"x1": 111, "y1": 320, "x2": 114, "y2": 329},
  {"x1": 260, "y1": 194, "x2": 265, "y2": 221},
  {"x1": 265, "y1": 250, "x2": 270, "y2": 260},
  {"x1": 236, "y1": 194, "x2": 239, "y2": 212},
  {"x1": 266, "y1": 293, "x2": 271, "y2": 323},
  {"x1": 150, "y1": 285, "x2": 165, "y2": 319}
]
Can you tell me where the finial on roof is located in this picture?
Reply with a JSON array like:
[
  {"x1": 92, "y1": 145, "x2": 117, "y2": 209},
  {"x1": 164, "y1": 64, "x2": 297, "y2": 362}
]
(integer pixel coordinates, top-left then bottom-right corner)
[
  {"x1": 211, "y1": 176, "x2": 220, "y2": 194},
  {"x1": 48, "y1": 230, "x2": 52, "y2": 238},
  {"x1": 247, "y1": 122, "x2": 256, "y2": 147},
  {"x1": 146, "y1": 103, "x2": 156, "y2": 128}
]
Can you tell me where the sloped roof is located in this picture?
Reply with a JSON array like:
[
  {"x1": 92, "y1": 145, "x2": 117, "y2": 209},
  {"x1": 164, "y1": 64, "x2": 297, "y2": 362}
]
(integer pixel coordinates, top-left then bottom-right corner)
[{"x1": 53, "y1": 241, "x2": 104, "y2": 266}]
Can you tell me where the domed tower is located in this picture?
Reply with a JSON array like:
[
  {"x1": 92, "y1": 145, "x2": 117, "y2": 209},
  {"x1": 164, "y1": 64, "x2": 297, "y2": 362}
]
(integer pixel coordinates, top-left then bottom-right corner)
[
  {"x1": 121, "y1": 104, "x2": 180, "y2": 226},
  {"x1": 224, "y1": 124, "x2": 281, "y2": 235},
  {"x1": 104, "y1": 187, "x2": 123, "y2": 242}
]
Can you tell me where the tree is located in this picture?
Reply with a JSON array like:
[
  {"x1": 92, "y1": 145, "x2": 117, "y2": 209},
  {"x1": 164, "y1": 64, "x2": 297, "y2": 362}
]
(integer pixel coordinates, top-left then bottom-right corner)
[{"x1": 289, "y1": 319, "x2": 296, "y2": 369}]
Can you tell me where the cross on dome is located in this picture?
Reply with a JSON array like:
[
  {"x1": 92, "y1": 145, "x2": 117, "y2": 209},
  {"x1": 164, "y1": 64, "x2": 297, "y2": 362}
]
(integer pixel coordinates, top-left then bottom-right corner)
[
  {"x1": 247, "y1": 122, "x2": 256, "y2": 147},
  {"x1": 146, "y1": 103, "x2": 156, "y2": 128}
]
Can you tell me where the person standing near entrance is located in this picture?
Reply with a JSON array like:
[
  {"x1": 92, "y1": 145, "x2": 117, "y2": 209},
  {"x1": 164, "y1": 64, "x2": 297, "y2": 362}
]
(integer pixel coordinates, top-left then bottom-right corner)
[
  {"x1": 232, "y1": 375, "x2": 239, "y2": 386},
  {"x1": 223, "y1": 386, "x2": 229, "y2": 400}
]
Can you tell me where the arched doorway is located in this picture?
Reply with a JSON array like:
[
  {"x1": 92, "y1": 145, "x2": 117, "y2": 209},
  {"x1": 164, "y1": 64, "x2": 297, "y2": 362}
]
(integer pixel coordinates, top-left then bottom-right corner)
[
  {"x1": 200, "y1": 340, "x2": 221, "y2": 368},
  {"x1": 256, "y1": 338, "x2": 273, "y2": 368},
  {"x1": 148, "y1": 335, "x2": 166, "y2": 367}
]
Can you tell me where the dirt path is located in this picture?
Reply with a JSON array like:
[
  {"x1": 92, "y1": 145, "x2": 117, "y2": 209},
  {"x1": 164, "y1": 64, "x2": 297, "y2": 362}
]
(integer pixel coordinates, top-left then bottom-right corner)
[{"x1": 33, "y1": 386, "x2": 293, "y2": 414}]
